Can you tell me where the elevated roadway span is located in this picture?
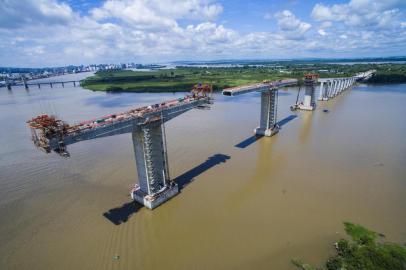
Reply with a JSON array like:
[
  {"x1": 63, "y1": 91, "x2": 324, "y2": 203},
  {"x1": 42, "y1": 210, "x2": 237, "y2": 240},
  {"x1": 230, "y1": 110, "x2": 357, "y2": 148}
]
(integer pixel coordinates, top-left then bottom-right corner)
[
  {"x1": 222, "y1": 79, "x2": 298, "y2": 96},
  {"x1": 222, "y1": 79, "x2": 298, "y2": 136}
]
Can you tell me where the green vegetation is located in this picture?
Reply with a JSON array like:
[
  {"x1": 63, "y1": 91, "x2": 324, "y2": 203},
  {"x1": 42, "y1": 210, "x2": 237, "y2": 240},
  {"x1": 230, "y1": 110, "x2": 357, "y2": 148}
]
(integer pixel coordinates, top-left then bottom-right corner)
[
  {"x1": 80, "y1": 62, "x2": 406, "y2": 93},
  {"x1": 292, "y1": 222, "x2": 406, "y2": 270},
  {"x1": 80, "y1": 67, "x2": 290, "y2": 92}
]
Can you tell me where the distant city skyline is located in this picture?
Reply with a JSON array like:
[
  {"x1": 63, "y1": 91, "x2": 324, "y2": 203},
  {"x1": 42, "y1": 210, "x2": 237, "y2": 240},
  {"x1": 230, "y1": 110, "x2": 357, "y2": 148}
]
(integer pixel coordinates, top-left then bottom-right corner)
[{"x1": 0, "y1": 0, "x2": 405, "y2": 67}]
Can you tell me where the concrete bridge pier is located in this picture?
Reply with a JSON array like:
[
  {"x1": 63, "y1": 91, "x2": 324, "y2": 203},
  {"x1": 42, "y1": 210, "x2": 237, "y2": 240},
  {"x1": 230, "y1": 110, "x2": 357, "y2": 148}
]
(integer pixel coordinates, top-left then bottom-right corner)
[
  {"x1": 341, "y1": 79, "x2": 346, "y2": 91},
  {"x1": 5, "y1": 79, "x2": 11, "y2": 90},
  {"x1": 325, "y1": 80, "x2": 332, "y2": 100},
  {"x1": 326, "y1": 81, "x2": 332, "y2": 98},
  {"x1": 337, "y1": 79, "x2": 342, "y2": 95},
  {"x1": 73, "y1": 81, "x2": 76, "y2": 87},
  {"x1": 23, "y1": 78, "x2": 29, "y2": 90},
  {"x1": 38, "y1": 84, "x2": 41, "y2": 89},
  {"x1": 338, "y1": 79, "x2": 344, "y2": 94},
  {"x1": 50, "y1": 83, "x2": 53, "y2": 88},
  {"x1": 329, "y1": 80, "x2": 334, "y2": 98},
  {"x1": 334, "y1": 80, "x2": 340, "y2": 96},
  {"x1": 332, "y1": 80, "x2": 339, "y2": 97},
  {"x1": 62, "y1": 82, "x2": 64, "y2": 88},
  {"x1": 255, "y1": 89, "x2": 279, "y2": 136},
  {"x1": 327, "y1": 81, "x2": 333, "y2": 99},
  {"x1": 298, "y1": 74, "x2": 317, "y2": 110},
  {"x1": 131, "y1": 119, "x2": 178, "y2": 209},
  {"x1": 317, "y1": 81, "x2": 325, "y2": 101}
]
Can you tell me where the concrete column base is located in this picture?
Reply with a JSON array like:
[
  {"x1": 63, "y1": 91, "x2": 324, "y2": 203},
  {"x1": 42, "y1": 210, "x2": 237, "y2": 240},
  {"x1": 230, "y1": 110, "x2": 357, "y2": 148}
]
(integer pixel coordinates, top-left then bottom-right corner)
[
  {"x1": 131, "y1": 183, "x2": 179, "y2": 209},
  {"x1": 298, "y1": 104, "x2": 315, "y2": 111},
  {"x1": 255, "y1": 125, "x2": 280, "y2": 137}
]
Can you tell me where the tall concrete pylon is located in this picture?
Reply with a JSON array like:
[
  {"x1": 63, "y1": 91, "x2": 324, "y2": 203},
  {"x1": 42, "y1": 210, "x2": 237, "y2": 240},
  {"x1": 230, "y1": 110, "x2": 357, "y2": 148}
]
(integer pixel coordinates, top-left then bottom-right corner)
[
  {"x1": 23, "y1": 77, "x2": 29, "y2": 90},
  {"x1": 132, "y1": 119, "x2": 178, "y2": 209},
  {"x1": 338, "y1": 79, "x2": 343, "y2": 94},
  {"x1": 298, "y1": 74, "x2": 318, "y2": 111},
  {"x1": 255, "y1": 89, "x2": 279, "y2": 136},
  {"x1": 318, "y1": 81, "x2": 325, "y2": 101},
  {"x1": 5, "y1": 78, "x2": 11, "y2": 90}
]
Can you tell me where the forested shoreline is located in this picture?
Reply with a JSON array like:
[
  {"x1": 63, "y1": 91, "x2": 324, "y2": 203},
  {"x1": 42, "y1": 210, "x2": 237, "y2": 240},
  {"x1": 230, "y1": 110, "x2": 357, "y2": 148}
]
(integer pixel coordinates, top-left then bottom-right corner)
[{"x1": 80, "y1": 62, "x2": 406, "y2": 92}]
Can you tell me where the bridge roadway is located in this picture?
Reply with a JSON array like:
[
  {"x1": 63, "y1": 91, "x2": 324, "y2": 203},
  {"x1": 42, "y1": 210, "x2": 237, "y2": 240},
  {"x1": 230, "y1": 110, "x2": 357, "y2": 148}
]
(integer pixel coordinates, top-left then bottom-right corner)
[
  {"x1": 27, "y1": 94, "x2": 211, "y2": 209},
  {"x1": 222, "y1": 70, "x2": 375, "y2": 135},
  {"x1": 223, "y1": 79, "x2": 298, "y2": 136},
  {"x1": 3, "y1": 79, "x2": 80, "y2": 90},
  {"x1": 316, "y1": 70, "x2": 375, "y2": 102}
]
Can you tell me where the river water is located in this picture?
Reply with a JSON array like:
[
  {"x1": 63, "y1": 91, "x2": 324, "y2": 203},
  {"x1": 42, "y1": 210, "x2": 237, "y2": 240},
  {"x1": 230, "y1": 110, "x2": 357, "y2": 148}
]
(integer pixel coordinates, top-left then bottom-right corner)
[{"x1": 0, "y1": 73, "x2": 405, "y2": 270}]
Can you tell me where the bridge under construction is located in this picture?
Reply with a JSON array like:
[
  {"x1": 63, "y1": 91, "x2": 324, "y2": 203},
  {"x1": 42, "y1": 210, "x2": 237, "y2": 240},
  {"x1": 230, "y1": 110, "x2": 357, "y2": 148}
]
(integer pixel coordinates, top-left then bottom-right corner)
[
  {"x1": 26, "y1": 70, "x2": 375, "y2": 209},
  {"x1": 27, "y1": 84, "x2": 212, "y2": 209}
]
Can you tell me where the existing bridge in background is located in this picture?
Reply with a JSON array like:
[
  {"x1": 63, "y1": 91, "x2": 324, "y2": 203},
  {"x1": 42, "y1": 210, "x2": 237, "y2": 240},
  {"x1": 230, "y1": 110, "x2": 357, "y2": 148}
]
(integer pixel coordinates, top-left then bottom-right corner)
[{"x1": 4, "y1": 79, "x2": 81, "y2": 90}]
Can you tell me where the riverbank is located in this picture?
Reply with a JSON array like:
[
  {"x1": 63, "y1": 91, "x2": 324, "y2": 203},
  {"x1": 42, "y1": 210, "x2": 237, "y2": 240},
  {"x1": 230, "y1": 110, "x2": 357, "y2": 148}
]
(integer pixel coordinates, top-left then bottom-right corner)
[
  {"x1": 292, "y1": 222, "x2": 406, "y2": 270},
  {"x1": 80, "y1": 67, "x2": 288, "y2": 92},
  {"x1": 80, "y1": 63, "x2": 406, "y2": 92}
]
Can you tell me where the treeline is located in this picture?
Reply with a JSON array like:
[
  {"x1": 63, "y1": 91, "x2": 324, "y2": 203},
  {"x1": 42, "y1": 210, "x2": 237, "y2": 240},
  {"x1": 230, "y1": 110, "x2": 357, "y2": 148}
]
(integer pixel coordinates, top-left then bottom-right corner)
[
  {"x1": 367, "y1": 74, "x2": 406, "y2": 83},
  {"x1": 82, "y1": 73, "x2": 186, "y2": 86},
  {"x1": 292, "y1": 222, "x2": 406, "y2": 270}
]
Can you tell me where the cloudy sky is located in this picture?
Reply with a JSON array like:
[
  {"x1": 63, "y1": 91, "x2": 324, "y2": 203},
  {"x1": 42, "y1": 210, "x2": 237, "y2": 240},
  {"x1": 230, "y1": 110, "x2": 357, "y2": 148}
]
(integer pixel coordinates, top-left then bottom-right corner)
[{"x1": 0, "y1": 0, "x2": 405, "y2": 67}]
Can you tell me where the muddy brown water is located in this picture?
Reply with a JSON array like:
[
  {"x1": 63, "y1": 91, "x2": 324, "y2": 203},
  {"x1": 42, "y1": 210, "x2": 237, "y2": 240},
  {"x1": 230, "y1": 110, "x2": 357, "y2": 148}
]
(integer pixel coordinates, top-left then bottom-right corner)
[{"x1": 0, "y1": 73, "x2": 405, "y2": 270}]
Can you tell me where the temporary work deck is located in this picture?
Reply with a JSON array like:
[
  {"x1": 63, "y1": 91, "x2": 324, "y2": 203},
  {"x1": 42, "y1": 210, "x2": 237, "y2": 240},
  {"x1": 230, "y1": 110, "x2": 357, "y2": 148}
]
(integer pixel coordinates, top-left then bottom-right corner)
[{"x1": 28, "y1": 95, "x2": 210, "y2": 153}]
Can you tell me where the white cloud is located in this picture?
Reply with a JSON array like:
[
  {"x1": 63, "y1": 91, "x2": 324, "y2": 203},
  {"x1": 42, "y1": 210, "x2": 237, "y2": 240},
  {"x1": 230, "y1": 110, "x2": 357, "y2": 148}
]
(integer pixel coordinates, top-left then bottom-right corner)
[
  {"x1": 311, "y1": 0, "x2": 403, "y2": 29},
  {"x1": 321, "y1": 21, "x2": 332, "y2": 28},
  {"x1": 308, "y1": 0, "x2": 406, "y2": 58},
  {"x1": 274, "y1": 10, "x2": 311, "y2": 40},
  {"x1": 0, "y1": 0, "x2": 74, "y2": 29},
  {"x1": 275, "y1": 10, "x2": 311, "y2": 32},
  {"x1": 0, "y1": 0, "x2": 405, "y2": 67},
  {"x1": 91, "y1": 0, "x2": 223, "y2": 31}
]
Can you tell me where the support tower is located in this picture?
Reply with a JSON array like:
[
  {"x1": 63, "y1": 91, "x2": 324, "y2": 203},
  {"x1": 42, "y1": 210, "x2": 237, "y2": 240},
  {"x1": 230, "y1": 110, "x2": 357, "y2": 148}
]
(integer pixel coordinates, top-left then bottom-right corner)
[
  {"x1": 255, "y1": 89, "x2": 279, "y2": 136},
  {"x1": 298, "y1": 74, "x2": 318, "y2": 111},
  {"x1": 131, "y1": 118, "x2": 178, "y2": 209}
]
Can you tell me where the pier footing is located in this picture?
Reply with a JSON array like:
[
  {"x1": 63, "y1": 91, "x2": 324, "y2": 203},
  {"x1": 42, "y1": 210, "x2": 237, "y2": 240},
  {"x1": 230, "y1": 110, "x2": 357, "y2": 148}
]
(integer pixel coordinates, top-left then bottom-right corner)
[
  {"x1": 297, "y1": 104, "x2": 315, "y2": 111},
  {"x1": 131, "y1": 183, "x2": 179, "y2": 209},
  {"x1": 255, "y1": 125, "x2": 280, "y2": 137}
]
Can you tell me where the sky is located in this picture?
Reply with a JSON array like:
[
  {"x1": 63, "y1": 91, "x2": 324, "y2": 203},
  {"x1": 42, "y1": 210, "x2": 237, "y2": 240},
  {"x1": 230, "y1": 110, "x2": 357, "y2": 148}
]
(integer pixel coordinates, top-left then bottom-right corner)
[{"x1": 0, "y1": 0, "x2": 405, "y2": 67}]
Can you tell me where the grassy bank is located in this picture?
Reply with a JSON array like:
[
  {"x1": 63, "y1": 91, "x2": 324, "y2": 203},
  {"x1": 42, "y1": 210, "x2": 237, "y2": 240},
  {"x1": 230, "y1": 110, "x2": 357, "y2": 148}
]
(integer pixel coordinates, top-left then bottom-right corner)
[
  {"x1": 80, "y1": 67, "x2": 290, "y2": 92},
  {"x1": 80, "y1": 63, "x2": 406, "y2": 93},
  {"x1": 292, "y1": 222, "x2": 406, "y2": 270}
]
